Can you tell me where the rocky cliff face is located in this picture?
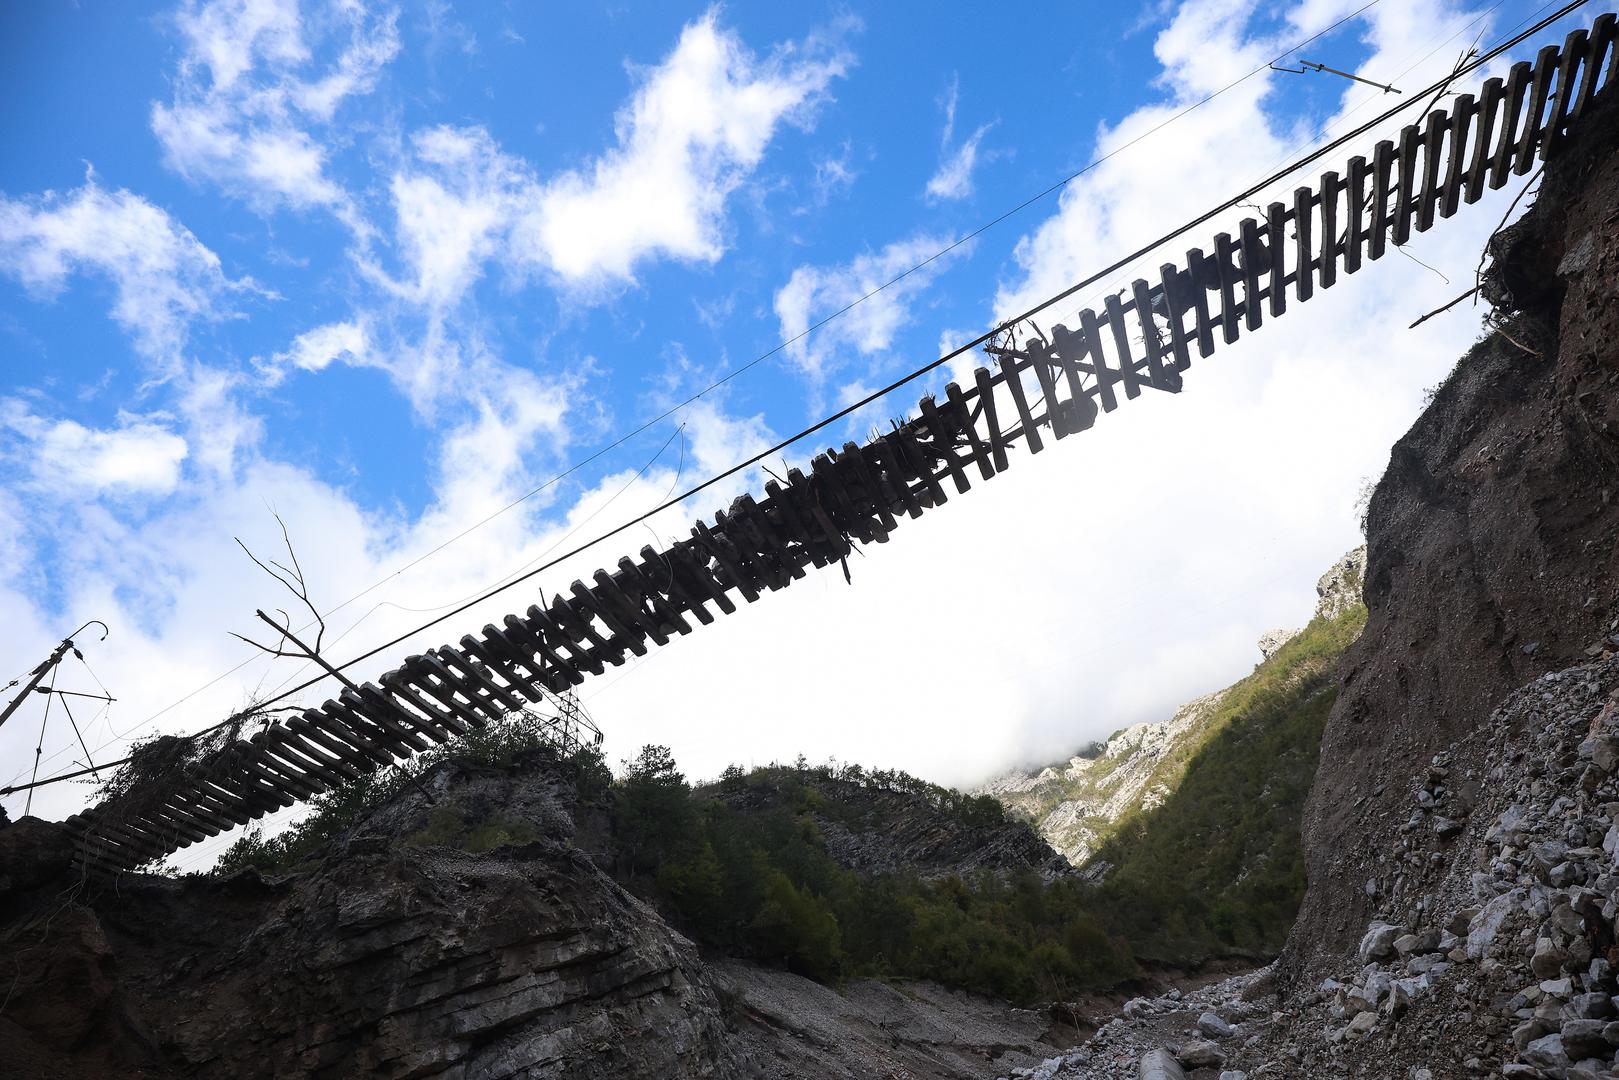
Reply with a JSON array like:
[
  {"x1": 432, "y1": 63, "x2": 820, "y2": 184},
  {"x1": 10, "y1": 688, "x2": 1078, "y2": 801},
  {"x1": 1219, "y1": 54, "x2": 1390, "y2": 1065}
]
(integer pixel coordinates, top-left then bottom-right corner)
[
  {"x1": 993, "y1": 76, "x2": 1619, "y2": 1080},
  {"x1": 1, "y1": 756, "x2": 734, "y2": 1080},
  {"x1": 1284, "y1": 83, "x2": 1619, "y2": 984},
  {"x1": 978, "y1": 547, "x2": 1365, "y2": 868},
  {"x1": 0, "y1": 753, "x2": 1086, "y2": 1080}
]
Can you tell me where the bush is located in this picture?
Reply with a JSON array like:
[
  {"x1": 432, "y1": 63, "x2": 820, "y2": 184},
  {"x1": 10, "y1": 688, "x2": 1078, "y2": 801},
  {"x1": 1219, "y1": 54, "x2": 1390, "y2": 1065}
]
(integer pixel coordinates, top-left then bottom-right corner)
[{"x1": 214, "y1": 711, "x2": 600, "y2": 875}]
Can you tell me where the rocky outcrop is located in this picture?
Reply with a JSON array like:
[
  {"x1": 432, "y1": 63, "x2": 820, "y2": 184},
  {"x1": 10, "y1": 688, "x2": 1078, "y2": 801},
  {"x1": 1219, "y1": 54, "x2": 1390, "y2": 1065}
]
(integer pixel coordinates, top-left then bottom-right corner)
[
  {"x1": 1257, "y1": 628, "x2": 1301, "y2": 661},
  {"x1": 978, "y1": 548, "x2": 1364, "y2": 869},
  {"x1": 1311, "y1": 546, "x2": 1365, "y2": 624},
  {"x1": 712, "y1": 772, "x2": 1071, "y2": 881},
  {"x1": 1286, "y1": 83, "x2": 1619, "y2": 982},
  {"x1": 977, "y1": 690, "x2": 1228, "y2": 866},
  {"x1": 0, "y1": 756, "x2": 733, "y2": 1080}
]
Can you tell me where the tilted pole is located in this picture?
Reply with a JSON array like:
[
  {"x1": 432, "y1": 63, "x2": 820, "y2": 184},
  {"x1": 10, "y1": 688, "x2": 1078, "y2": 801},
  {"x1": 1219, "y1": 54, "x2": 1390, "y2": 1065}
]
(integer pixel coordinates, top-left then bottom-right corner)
[
  {"x1": 1, "y1": 640, "x2": 74, "y2": 732},
  {"x1": 0, "y1": 620, "x2": 110, "y2": 732}
]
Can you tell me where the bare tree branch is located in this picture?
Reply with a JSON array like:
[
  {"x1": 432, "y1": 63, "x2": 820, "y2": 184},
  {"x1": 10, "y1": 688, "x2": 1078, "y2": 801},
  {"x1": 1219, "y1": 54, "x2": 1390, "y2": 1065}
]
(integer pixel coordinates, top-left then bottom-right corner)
[
  {"x1": 233, "y1": 512, "x2": 326, "y2": 655},
  {"x1": 227, "y1": 631, "x2": 303, "y2": 660}
]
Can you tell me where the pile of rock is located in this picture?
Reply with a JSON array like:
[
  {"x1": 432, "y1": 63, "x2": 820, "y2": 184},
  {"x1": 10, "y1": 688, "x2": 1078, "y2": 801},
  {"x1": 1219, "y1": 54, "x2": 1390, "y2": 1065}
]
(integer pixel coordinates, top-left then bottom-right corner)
[
  {"x1": 1015, "y1": 657, "x2": 1619, "y2": 1079},
  {"x1": 993, "y1": 972, "x2": 1271, "y2": 1080},
  {"x1": 1245, "y1": 658, "x2": 1619, "y2": 1078}
]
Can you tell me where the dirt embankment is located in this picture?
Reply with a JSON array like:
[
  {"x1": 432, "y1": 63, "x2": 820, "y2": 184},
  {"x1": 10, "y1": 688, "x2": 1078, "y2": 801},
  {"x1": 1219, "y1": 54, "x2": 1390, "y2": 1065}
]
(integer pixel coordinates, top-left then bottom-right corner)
[{"x1": 1283, "y1": 87, "x2": 1619, "y2": 982}]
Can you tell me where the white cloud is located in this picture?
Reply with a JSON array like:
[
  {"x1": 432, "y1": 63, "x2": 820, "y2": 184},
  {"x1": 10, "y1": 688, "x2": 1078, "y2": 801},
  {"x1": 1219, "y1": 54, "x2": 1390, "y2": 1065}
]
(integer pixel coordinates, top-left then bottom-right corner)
[
  {"x1": 150, "y1": 0, "x2": 398, "y2": 220},
  {"x1": 512, "y1": 9, "x2": 854, "y2": 288},
  {"x1": 40, "y1": 422, "x2": 189, "y2": 495},
  {"x1": 3, "y1": 406, "x2": 189, "y2": 496},
  {"x1": 178, "y1": 364, "x2": 265, "y2": 480},
  {"x1": 926, "y1": 122, "x2": 992, "y2": 201},
  {"x1": 774, "y1": 233, "x2": 966, "y2": 393},
  {"x1": 0, "y1": 180, "x2": 245, "y2": 371},
  {"x1": 382, "y1": 126, "x2": 531, "y2": 310},
  {"x1": 926, "y1": 74, "x2": 993, "y2": 201},
  {"x1": 268, "y1": 318, "x2": 371, "y2": 379},
  {"x1": 431, "y1": 365, "x2": 573, "y2": 518}
]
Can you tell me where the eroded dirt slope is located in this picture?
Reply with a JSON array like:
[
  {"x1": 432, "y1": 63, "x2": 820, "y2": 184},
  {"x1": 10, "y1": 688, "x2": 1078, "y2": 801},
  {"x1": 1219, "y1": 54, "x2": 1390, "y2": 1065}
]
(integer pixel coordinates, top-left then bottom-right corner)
[{"x1": 1285, "y1": 86, "x2": 1619, "y2": 981}]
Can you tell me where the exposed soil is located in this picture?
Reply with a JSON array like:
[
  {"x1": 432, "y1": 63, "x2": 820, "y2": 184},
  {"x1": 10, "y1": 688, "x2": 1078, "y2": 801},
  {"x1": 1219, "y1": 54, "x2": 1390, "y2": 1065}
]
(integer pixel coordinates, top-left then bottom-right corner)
[{"x1": 1284, "y1": 84, "x2": 1619, "y2": 984}]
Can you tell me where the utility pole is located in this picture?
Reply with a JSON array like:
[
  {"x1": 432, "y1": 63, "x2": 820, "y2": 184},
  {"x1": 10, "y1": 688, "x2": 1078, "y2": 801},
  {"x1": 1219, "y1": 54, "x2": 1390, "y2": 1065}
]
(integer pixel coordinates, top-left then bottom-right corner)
[
  {"x1": 2, "y1": 621, "x2": 110, "y2": 819},
  {"x1": 0, "y1": 621, "x2": 108, "y2": 731}
]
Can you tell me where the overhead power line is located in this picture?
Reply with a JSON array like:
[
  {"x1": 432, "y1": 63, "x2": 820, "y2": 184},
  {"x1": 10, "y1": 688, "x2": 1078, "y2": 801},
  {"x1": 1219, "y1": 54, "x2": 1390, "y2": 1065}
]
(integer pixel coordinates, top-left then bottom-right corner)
[
  {"x1": 12, "y1": 1, "x2": 1387, "y2": 789},
  {"x1": 9, "y1": 0, "x2": 1588, "y2": 801}
]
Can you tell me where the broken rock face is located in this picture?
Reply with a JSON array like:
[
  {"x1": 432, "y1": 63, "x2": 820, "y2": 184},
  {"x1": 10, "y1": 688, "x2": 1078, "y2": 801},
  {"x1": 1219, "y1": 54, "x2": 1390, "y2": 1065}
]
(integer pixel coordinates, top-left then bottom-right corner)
[
  {"x1": 997, "y1": 657, "x2": 1619, "y2": 1080},
  {"x1": 0, "y1": 758, "x2": 735, "y2": 1080}
]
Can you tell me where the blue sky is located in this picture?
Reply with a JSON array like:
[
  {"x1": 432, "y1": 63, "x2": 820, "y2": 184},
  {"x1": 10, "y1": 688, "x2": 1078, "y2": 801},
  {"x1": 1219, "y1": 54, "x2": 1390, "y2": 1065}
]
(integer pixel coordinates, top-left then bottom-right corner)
[
  {"x1": 0, "y1": 0, "x2": 1360, "y2": 531},
  {"x1": 2, "y1": 0, "x2": 1607, "y2": 854}
]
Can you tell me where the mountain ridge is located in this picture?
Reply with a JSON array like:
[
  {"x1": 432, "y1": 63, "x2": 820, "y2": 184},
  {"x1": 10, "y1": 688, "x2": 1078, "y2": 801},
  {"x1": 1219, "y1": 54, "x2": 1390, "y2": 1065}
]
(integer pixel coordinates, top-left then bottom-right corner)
[{"x1": 978, "y1": 547, "x2": 1365, "y2": 869}]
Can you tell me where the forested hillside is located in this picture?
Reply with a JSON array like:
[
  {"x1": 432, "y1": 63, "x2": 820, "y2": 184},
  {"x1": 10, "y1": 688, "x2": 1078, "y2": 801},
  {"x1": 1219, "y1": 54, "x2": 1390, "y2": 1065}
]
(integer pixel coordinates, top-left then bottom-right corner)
[
  {"x1": 1089, "y1": 602, "x2": 1367, "y2": 963},
  {"x1": 210, "y1": 598, "x2": 1366, "y2": 1005}
]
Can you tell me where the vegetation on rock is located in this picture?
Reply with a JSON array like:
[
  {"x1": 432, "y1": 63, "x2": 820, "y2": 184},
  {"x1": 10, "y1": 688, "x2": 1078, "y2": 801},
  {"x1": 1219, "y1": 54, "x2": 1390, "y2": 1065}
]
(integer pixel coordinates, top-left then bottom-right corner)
[
  {"x1": 1090, "y1": 603, "x2": 1367, "y2": 964},
  {"x1": 215, "y1": 710, "x2": 610, "y2": 874},
  {"x1": 212, "y1": 600, "x2": 1362, "y2": 1005}
]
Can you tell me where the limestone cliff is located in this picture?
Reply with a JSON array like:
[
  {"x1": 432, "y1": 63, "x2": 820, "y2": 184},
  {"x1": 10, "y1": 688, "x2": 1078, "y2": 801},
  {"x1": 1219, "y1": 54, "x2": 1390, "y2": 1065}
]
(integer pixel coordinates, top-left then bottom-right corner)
[
  {"x1": 0, "y1": 756, "x2": 733, "y2": 1080},
  {"x1": 978, "y1": 547, "x2": 1365, "y2": 868}
]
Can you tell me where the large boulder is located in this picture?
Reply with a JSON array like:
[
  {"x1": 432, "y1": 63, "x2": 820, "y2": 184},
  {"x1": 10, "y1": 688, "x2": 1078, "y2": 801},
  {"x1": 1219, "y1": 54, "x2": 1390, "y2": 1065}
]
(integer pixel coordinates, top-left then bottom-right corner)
[{"x1": 1140, "y1": 1048, "x2": 1188, "y2": 1080}]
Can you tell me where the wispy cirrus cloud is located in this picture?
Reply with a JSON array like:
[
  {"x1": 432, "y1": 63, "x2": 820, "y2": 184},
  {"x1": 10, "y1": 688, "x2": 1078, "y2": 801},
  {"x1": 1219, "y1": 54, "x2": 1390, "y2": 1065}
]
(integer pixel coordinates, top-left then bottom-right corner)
[
  {"x1": 0, "y1": 178, "x2": 251, "y2": 372},
  {"x1": 925, "y1": 73, "x2": 995, "y2": 201},
  {"x1": 150, "y1": 0, "x2": 399, "y2": 224}
]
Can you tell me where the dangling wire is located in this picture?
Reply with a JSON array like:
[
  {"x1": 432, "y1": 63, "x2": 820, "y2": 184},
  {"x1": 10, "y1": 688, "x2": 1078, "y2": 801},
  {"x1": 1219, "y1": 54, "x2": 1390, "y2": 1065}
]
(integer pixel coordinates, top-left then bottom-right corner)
[
  {"x1": 57, "y1": 693, "x2": 99, "y2": 782},
  {"x1": 24, "y1": 666, "x2": 58, "y2": 818}
]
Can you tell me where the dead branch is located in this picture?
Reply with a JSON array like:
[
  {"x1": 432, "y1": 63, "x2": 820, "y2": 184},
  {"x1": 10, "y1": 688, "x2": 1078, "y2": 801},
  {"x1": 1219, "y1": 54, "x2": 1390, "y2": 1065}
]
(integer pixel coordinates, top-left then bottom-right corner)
[
  {"x1": 1409, "y1": 285, "x2": 1480, "y2": 329},
  {"x1": 233, "y1": 513, "x2": 326, "y2": 658}
]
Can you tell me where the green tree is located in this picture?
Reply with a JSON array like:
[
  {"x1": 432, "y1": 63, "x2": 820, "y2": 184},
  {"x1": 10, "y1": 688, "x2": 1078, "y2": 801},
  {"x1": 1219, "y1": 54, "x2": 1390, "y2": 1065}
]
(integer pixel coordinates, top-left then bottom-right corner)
[
  {"x1": 615, "y1": 744, "x2": 697, "y2": 878},
  {"x1": 750, "y1": 870, "x2": 842, "y2": 980}
]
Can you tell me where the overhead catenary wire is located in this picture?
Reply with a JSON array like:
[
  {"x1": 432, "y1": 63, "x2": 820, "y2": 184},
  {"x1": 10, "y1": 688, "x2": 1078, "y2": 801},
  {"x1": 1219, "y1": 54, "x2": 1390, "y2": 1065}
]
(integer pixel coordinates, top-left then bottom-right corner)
[
  {"x1": 7, "y1": 2, "x2": 1390, "y2": 792},
  {"x1": 1041, "y1": 0, "x2": 1529, "y2": 336},
  {"x1": 4, "y1": 0, "x2": 1590, "y2": 803},
  {"x1": 158, "y1": 3, "x2": 1613, "y2": 711}
]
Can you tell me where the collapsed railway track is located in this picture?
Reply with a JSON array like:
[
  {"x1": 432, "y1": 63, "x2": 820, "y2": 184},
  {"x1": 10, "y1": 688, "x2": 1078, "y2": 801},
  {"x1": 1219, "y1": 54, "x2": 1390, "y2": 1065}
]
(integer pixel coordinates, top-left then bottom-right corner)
[{"x1": 42, "y1": 14, "x2": 1619, "y2": 874}]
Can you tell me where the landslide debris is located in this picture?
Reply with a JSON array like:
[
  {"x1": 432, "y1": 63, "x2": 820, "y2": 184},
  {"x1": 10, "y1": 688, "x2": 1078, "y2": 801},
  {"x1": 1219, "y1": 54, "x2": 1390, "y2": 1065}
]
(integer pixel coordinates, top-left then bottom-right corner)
[{"x1": 1288, "y1": 81, "x2": 1619, "y2": 979}]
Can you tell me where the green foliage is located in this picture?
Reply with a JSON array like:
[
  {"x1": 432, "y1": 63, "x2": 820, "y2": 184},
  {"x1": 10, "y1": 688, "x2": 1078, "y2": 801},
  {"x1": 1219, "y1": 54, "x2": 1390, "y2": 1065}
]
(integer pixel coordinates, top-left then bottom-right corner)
[
  {"x1": 406, "y1": 805, "x2": 540, "y2": 853},
  {"x1": 605, "y1": 756, "x2": 1136, "y2": 1004},
  {"x1": 410, "y1": 804, "x2": 468, "y2": 848},
  {"x1": 1088, "y1": 605, "x2": 1367, "y2": 964},
  {"x1": 614, "y1": 744, "x2": 699, "y2": 880},
  {"x1": 750, "y1": 870, "x2": 843, "y2": 980},
  {"x1": 214, "y1": 713, "x2": 606, "y2": 876}
]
